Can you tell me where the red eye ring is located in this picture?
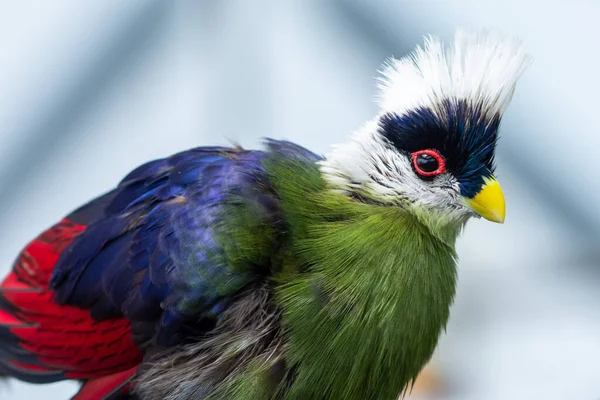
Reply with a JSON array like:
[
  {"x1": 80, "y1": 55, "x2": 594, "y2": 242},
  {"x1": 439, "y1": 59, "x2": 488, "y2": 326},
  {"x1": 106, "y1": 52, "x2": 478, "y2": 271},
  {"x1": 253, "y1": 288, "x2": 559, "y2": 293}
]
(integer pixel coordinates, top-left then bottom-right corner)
[{"x1": 411, "y1": 149, "x2": 446, "y2": 177}]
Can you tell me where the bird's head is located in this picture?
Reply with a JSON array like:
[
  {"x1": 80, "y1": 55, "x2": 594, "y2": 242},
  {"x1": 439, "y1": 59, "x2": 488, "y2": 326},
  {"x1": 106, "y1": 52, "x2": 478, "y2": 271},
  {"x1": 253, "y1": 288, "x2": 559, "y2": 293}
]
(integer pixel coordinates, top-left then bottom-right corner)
[{"x1": 320, "y1": 29, "x2": 531, "y2": 230}]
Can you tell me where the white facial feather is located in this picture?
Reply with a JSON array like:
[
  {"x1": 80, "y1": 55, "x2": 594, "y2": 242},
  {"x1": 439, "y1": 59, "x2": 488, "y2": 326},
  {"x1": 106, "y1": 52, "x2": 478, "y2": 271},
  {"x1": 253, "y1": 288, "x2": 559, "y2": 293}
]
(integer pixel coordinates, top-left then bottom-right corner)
[
  {"x1": 319, "y1": 28, "x2": 531, "y2": 226},
  {"x1": 319, "y1": 122, "x2": 463, "y2": 216}
]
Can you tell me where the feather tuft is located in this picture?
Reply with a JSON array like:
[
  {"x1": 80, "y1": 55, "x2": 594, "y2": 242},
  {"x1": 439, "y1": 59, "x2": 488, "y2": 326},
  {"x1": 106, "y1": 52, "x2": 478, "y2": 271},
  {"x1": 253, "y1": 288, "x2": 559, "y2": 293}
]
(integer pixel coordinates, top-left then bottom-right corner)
[
  {"x1": 377, "y1": 28, "x2": 532, "y2": 118},
  {"x1": 136, "y1": 283, "x2": 285, "y2": 400}
]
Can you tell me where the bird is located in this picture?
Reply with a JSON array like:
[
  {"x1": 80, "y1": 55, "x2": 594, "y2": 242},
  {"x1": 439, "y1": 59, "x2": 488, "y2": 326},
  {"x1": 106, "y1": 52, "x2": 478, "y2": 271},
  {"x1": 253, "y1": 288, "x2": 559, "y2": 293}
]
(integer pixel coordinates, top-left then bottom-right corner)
[{"x1": 0, "y1": 28, "x2": 530, "y2": 400}]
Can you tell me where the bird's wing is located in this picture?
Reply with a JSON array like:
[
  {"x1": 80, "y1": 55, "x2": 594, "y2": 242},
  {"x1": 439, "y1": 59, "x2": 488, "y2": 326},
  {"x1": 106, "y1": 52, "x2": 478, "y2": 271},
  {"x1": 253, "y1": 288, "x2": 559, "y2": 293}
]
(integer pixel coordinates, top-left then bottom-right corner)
[
  {"x1": 0, "y1": 195, "x2": 142, "y2": 385},
  {"x1": 0, "y1": 142, "x2": 315, "y2": 392}
]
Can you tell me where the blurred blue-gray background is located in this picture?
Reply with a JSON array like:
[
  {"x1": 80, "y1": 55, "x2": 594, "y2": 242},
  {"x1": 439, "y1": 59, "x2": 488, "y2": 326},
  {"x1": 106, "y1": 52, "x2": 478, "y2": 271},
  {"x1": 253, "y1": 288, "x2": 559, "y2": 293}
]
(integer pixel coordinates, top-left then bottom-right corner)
[{"x1": 0, "y1": 1, "x2": 598, "y2": 399}]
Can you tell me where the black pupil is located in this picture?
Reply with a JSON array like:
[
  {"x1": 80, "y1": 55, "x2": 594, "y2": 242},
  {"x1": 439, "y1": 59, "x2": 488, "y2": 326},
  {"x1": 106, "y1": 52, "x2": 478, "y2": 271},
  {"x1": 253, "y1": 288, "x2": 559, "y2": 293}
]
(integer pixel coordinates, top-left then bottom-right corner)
[{"x1": 416, "y1": 153, "x2": 439, "y2": 173}]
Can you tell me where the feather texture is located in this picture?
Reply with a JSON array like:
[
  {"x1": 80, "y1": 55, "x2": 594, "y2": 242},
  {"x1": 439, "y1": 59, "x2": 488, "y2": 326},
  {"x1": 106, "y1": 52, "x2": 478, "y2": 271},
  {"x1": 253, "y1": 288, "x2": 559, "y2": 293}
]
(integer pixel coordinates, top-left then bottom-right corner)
[
  {"x1": 266, "y1": 154, "x2": 458, "y2": 400},
  {"x1": 0, "y1": 140, "x2": 461, "y2": 400},
  {"x1": 0, "y1": 217, "x2": 141, "y2": 383},
  {"x1": 0, "y1": 28, "x2": 527, "y2": 400},
  {"x1": 133, "y1": 142, "x2": 458, "y2": 400},
  {"x1": 377, "y1": 28, "x2": 531, "y2": 119},
  {"x1": 50, "y1": 146, "x2": 281, "y2": 349},
  {"x1": 0, "y1": 143, "x2": 314, "y2": 398}
]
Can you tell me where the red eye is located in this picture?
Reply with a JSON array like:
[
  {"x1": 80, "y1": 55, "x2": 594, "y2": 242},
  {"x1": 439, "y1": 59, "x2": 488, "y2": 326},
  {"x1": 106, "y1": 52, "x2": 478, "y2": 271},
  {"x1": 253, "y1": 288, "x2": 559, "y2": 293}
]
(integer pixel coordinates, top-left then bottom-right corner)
[{"x1": 411, "y1": 149, "x2": 446, "y2": 177}]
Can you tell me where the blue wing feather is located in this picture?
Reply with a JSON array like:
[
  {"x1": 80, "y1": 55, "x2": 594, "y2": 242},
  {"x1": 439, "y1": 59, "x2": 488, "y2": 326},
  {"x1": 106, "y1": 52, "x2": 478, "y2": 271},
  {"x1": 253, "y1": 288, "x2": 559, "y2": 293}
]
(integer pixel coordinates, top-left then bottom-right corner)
[{"x1": 49, "y1": 140, "x2": 320, "y2": 348}]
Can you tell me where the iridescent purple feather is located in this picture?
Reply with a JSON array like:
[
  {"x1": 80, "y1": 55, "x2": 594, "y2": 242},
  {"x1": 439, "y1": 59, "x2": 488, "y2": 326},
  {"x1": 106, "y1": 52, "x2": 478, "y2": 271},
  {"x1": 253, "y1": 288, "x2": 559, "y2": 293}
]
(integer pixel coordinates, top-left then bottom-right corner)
[{"x1": 49, "y1": 140, "x2": 321, "y2": 348}]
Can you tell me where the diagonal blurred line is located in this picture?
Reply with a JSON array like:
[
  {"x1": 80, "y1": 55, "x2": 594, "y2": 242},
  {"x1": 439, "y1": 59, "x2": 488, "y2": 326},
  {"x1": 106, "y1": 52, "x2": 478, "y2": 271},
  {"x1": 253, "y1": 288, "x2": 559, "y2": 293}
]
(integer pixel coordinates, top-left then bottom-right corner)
[
  {"x1": 321, "y1": 0, "x2": 414, "y2": 59},
  {"x1": 0, "y1": 1, "x2": 168, "y2": 224},
  {"x1": 324, "y1": 0, "x2": 600, "y2": 252},
  {"x1": 499, "y1": 120, "x2": 600, "y2": 248}
]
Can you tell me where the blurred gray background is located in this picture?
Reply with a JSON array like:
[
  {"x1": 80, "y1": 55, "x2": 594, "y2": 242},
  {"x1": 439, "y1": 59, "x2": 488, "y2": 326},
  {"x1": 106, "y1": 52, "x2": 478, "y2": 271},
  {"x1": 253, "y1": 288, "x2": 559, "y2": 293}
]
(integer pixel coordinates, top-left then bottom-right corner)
[{"x1": 0, "y1": 1, "x2": 598, "y2": 399}]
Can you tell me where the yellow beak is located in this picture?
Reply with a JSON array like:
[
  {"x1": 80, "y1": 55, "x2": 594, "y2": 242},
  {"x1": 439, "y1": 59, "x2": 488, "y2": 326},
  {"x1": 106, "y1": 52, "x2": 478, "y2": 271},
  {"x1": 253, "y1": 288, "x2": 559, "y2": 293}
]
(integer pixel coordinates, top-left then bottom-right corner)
[{"x1": 464, "y1": 176, "x2": 506, "y2": 223}]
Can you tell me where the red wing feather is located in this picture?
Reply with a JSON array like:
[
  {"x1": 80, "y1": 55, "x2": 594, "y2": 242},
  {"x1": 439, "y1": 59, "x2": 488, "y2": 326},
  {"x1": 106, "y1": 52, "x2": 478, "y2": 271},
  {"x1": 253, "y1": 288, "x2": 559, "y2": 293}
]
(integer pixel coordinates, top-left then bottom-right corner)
[
  {"x1": 0, "y1": 218, "x2": 142, "y2": 388},
  {"x1": 70, "y1": 366, "x2": 137, "y2": 400}
]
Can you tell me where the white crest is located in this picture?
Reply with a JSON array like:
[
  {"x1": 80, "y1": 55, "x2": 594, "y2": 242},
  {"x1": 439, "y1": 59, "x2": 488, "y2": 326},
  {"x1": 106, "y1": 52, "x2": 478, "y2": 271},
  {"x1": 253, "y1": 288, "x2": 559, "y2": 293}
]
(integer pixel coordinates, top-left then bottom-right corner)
[
  {"x1": 320, "y1": 28, "x2": 530, "y2": 232},
  {"x1": 377, "y1": 28, "x2": 532, "y2": 118}
]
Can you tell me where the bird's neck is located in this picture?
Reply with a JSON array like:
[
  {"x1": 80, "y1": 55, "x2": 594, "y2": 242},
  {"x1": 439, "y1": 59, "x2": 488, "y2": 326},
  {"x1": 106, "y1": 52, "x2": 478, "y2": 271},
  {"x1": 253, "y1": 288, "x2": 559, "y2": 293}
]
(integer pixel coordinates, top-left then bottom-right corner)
[{"x1": 266, "y1": 157, "x2": 459, "y2": 399}]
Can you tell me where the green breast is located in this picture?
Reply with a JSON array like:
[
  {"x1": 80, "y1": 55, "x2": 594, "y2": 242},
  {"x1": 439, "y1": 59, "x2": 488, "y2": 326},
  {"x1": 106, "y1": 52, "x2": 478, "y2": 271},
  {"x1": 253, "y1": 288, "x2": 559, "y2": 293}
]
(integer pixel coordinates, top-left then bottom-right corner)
[{"x1": 268, "y1": 157, "x2": 459, "y2": 400}]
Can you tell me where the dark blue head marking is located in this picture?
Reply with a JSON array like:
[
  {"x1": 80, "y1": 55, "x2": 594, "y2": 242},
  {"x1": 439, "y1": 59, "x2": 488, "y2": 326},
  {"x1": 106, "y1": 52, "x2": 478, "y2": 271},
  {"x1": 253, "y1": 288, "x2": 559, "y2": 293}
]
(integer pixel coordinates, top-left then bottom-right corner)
[{"x1": 379, "y1": 99, "x2": 500, "y2": 198}]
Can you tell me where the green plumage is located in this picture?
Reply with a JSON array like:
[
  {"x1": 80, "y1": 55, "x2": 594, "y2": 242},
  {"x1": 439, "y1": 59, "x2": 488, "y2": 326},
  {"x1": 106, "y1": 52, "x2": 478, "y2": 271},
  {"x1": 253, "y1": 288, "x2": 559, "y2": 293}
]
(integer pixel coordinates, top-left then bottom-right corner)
[
  {"x1": 136, "y1": 28, "x2": 529, "y2": 398},
  {"x1": 218, "y1": 155, "x2": 460, "y2": 399}
]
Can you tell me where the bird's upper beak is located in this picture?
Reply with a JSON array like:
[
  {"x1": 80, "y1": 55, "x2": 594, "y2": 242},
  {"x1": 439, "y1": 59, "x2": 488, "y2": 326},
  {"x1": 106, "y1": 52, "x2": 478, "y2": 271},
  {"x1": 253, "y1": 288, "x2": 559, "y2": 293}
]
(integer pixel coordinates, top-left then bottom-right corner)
[{"x1": 462, "y1": 176, "x2": 506, "y2": 223}]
